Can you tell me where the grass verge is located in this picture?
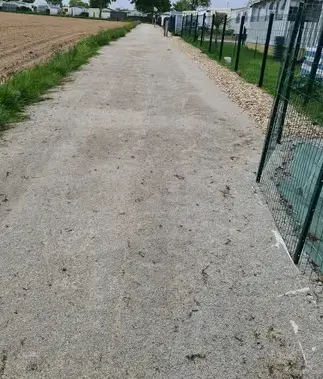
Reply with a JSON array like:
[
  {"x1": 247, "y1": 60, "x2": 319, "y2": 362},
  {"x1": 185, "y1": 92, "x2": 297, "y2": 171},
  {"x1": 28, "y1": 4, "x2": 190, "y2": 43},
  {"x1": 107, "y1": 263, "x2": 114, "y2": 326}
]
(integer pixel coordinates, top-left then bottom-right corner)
[{"x1": 0, "y1": 23, "x2": 135, "y2": 131}]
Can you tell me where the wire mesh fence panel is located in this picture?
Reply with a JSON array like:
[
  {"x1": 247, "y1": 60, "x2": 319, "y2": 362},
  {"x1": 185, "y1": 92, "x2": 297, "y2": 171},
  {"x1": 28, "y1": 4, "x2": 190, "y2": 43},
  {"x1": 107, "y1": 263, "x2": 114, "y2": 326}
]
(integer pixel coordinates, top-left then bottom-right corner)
[
  {"x1": 181, "y1": 12, "x2": 230, "y2": 60},
  {"x1": 245, "y1": 15, "x2": 288, "y2": 92},
  {"x1": 179, "y1": 11, "x2": 291, "y2": 94},
  {"x1": 257, "y1": 0, "x2": 323, "y2": 280}
]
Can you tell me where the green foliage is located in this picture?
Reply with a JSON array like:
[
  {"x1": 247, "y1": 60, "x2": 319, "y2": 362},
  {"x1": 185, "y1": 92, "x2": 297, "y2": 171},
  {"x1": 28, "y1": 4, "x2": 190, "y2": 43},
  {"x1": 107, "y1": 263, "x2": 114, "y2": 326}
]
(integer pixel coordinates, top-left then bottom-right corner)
[
  {"x1": 69, "y1": 0, "x2": 89, "y2": 7},
  {"x1": 89, "y1": 0, "x2": 115, "y2": 8},
  {"x1": 172, "y1": 0, "x2": 190, "y2": 11},
  {"x1": 132, "y1": 0, "x2": 171, "y2": 13},
  {"x1": 173, "y1": 0, "x2": 210, "y2": 11},
  {"x1": 214, "y1": 12, "x2": 225, "y2": 31},
  {"x1": 0, "y1": 24, "x2": 135, "y2": 130}
]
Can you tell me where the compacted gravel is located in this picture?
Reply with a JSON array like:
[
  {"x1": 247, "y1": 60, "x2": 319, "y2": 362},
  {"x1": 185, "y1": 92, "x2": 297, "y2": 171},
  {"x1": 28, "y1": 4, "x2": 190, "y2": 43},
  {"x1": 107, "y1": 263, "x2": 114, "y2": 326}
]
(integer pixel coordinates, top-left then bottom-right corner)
[{"x1": 0, "y1": 25, "x2": 322, "y2": 379}]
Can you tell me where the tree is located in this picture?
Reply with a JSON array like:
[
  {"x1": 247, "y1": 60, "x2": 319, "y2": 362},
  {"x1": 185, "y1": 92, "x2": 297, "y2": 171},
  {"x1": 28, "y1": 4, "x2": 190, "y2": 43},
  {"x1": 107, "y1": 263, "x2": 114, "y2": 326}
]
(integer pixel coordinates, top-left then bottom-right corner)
[
  {"x1": 214, "y1": 12, "x2": 226, "y2": 32},
  {"x1": 131, "y1": 0, "x2": 171, "y2": 13},
  {"x1": 172, "y1": 0, "x2": 190, "y2": 11},
  {"x1": 88, "y1": 0, "x2": 116, "y2": 18},
  {"x1": 213, "y1": 12, "x2": 226, "y2": 44},
  {"x1": 172, "y1": 0, "x2": 210, "y2": 11},
  {"x1": 69, "y1": 0, "x2": 88, "y2": 7},
  {"x1": 89, "y1": 0, "x2": 111, "y2": 8},
  {"x1": 51, "y1": 0, "x2": 62, "y2": 5}
]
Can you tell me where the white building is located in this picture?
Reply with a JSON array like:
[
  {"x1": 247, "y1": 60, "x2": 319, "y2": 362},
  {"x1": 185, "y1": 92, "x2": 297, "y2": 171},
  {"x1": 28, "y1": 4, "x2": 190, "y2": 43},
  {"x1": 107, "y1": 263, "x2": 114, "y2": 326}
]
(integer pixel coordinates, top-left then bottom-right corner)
[
  {"x1": 246, "y1": 0, "x2": 322, "y2": 47},
  {"x1": 88, "y1": 7, "x2": 111, "y2": 18},
  {"x1": 230, "y1": 6, "x2": 251, "y2": 35},
  {"x1": 68, "y1": 6, "x2": 88, "y2": 16}
]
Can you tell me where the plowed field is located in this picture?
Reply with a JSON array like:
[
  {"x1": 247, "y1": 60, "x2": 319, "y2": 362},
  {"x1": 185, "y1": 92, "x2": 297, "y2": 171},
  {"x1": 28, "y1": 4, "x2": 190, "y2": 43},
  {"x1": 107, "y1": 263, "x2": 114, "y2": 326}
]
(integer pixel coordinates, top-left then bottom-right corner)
[{"x1": 0, "y1": 13, "x2": 126, "y2": 80}]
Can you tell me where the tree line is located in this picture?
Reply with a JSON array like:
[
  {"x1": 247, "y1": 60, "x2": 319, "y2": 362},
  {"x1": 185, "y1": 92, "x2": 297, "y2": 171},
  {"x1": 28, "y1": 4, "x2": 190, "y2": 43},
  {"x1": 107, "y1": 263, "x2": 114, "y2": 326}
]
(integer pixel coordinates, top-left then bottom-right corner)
[{"x1": 68, "y1": 0, "x2": 211, "y2": 13}]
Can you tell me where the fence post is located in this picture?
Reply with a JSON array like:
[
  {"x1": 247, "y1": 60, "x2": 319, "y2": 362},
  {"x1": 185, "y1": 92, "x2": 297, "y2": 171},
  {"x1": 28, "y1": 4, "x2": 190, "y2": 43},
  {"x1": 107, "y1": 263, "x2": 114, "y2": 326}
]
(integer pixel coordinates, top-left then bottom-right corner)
[
  {"x1": 208, "y1": 14, "x2": 215, "y2": 52},
  {"x1": 164, "y1": 19, "x2": 169, "y2": 37},
  {"x1": 294, "y1": 163, "x2": 323, "y2": 264},
  {"x1": 258, "y1": 13, "x2": 274, "y2": 87},
  {"x1": 184, "y1": 16, "x2": 188, "y2": 36},
  {"x1": 303, "y1": 24, "x2": 323, "y2": 106},
  {"x1": 189, "y1": 13, "x2": 193, "y2": 36},
  {"x1": 180, "y1": 15, "x2": 185, "y2": 37},
  {"x1": 219, "y1": 14, "x2": 227, "y2": 60},
  {"x1": 234, "y1": 15, "x2": 245, "y2": 72},
  {"x1": 194, "y1": 14, "x2": 199, "y2": 42},
  {"x1": 254, "y1": 36, "x2": 258, "y2": 58},
  {"x1": 256, "y1": 2, "x2": 305, "y2": 182},
  {"x1": 233, "y1": 34, "x2": 237, "y2": 56},
  {"x1": 276, "y1": 10, "x2": 305, "y2": 143},
  {"x1": 200, "y1": 13, "x2": 206, "y2": 46}
]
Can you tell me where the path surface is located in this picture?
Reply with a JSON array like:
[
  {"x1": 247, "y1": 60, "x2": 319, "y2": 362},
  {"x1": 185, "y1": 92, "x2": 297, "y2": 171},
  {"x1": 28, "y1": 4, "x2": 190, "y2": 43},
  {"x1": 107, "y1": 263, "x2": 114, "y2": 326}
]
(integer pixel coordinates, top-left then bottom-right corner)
[{"x1": 0, "y1": 25, "x2": 322, "y2": 379}]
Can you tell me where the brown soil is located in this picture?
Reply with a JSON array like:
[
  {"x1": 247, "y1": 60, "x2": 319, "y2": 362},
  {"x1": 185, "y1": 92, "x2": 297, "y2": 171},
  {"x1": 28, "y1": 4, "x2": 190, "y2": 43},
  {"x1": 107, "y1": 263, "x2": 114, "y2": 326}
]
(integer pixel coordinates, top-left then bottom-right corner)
[{"x1": 0, "y1": 13, "x2": 126, "y2": 81}]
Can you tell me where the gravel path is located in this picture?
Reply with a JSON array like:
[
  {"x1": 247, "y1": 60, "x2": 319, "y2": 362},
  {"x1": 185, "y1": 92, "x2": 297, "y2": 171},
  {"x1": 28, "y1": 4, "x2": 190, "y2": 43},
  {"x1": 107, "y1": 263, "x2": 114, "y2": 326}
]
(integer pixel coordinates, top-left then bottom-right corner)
[{"x1": 0, "y1": 24, "x2": 323, "y2": 379}]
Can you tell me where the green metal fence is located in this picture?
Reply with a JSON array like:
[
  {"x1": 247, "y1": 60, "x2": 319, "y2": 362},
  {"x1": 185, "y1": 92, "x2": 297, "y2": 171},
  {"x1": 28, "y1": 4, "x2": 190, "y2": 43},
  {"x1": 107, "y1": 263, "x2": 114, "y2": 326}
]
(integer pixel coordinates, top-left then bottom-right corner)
[
  {"x1": 257, "y1": 0, "x2": 323, "y2": 280},
  {"x1": 181, "y1": 12, "x2": 290, "y2": 95}
]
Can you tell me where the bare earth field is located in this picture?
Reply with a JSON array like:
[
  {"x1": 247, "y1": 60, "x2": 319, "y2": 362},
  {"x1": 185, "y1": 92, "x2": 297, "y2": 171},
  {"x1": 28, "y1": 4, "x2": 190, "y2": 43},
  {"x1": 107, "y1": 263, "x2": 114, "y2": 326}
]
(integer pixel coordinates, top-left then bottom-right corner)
[{"x1": 0, "y1": 13, "x2": 126, "y2": 80}]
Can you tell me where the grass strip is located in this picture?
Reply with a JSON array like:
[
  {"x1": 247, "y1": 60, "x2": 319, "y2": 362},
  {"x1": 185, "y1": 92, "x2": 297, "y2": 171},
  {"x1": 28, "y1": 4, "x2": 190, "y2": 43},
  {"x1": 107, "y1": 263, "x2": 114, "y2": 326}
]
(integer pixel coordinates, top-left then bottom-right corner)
[{"x1": 0, "y1": 23, "x2": 135, "y2": 130}]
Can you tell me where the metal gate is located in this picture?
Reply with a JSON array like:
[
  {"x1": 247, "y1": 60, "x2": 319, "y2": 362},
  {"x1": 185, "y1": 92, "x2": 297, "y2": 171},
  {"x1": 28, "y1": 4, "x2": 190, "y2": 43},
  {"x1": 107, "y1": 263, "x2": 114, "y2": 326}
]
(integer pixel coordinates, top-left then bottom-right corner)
[{"x1": 257, "y1": 0, "x2": 323, "y2": 279}]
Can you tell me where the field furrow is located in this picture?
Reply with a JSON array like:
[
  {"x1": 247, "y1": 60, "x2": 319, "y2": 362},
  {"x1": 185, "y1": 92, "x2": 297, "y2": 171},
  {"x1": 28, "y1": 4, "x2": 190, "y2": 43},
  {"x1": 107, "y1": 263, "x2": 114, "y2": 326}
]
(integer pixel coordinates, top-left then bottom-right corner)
[{"x1": 0, "y1": 13, "x2": 126, "y2": 80}]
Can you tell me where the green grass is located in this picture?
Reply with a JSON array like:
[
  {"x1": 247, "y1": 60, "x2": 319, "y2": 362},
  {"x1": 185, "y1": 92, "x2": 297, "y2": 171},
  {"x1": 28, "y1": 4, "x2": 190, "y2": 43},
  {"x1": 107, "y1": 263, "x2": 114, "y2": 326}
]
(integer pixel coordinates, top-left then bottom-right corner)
[{"x1": 0, "y1": 23, "x2": 135, "y2": 131}]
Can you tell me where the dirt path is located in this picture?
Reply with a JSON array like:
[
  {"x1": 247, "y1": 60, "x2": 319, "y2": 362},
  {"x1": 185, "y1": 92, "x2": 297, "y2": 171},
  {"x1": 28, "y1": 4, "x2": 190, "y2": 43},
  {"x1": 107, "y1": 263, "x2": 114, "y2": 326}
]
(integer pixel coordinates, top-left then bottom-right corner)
[
  {"x1": 0, "y1": 13, "x2": 125, "y2": 80},
  {"x1": 0, "y1": 25, "x2": 322, "y2": 378}
]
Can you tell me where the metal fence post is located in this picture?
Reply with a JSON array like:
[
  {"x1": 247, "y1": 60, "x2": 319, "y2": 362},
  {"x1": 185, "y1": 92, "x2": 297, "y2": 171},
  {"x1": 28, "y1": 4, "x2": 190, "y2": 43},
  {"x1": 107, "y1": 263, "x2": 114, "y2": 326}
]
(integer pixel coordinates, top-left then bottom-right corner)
[
  {"x1": 254, "y1": 36, "x2": 258, "y2": 58},
  {"x1": 208, "y1": 14, "x2": 215, "y2": 52},
  {"x1": 294, "y1": 163, "x2": 323, "y2": 264},
  {"x1": 256, "y1": 2, "x2": 305, "y2": 182},
  {"x1": 303, "y1": 24, "x2": 323, "y2": 106},
  {"x1": 277, "y1": 10, "x2": 305, "y2": 143},
  {"x1": 182, "y1": 16, "x2": 186, "y2": 37},
  {"x1": 194, "y1": 14, "x2": 198, "y2": 42},
  {"x1": 189, "y1": 13, "x2": 193, "y2": 36},
  {"x1": 258, "y1": 13, "x2": 274, "y2": 87},
  {"x1": 180, "y1": 15, "x2": 185, "y2": 37},
  {"x1": 185, "y1": 15, "x2": 189, "y2": 37},
  {"x1": 219, "y1": 14, "x2": 227, "y2": 60},
  {"x1": 233, "y1": 34, "x2": 237, "y2": 56},
  {"x1": 200, "y1": 13, "x2": 206, "y2": 46},
  {"x1": 164, "y1": 19, "x2": 169, "y2": 37},
  {"x1": 234, "y1": 15, "x2": 245, "y2": 72}
]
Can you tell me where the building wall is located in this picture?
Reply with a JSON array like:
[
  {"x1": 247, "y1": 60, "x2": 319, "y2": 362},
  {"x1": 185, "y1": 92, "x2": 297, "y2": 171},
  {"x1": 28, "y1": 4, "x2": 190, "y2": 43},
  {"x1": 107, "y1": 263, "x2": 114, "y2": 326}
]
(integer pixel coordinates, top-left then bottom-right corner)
[
  {"x1": 88, "y1": 8, "x2": 100, "y2": 18},
  {"x1": 68, "y1": 6, "x2": 88, "y2": 16},
  {"x1": 88, "y1": 8, "x2": 110, "y2": 18},
  {"x1": 230, "y1": 7, "x2": 251, "y2": 35},
  {"x1": 246, "y1": 0, "x2": 323, "y2": 48}
]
